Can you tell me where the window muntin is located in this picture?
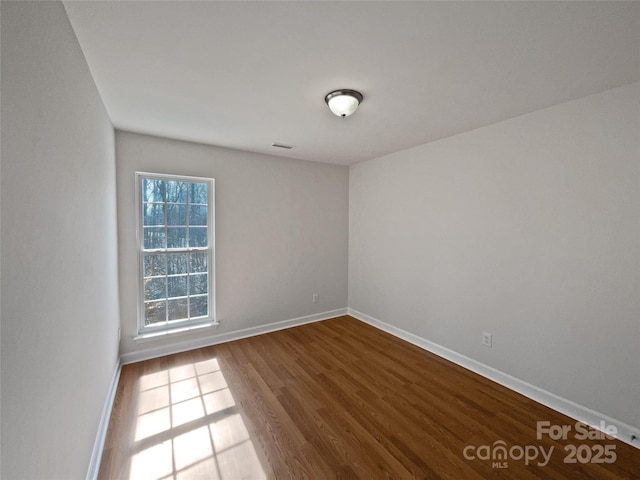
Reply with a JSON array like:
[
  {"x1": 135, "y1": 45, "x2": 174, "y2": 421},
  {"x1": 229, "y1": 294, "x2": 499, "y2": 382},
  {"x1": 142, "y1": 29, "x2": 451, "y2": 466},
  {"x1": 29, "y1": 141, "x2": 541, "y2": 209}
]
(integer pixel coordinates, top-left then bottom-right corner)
[{"x1": 137, "y1": 173, "x2": 214, "y2": 333}]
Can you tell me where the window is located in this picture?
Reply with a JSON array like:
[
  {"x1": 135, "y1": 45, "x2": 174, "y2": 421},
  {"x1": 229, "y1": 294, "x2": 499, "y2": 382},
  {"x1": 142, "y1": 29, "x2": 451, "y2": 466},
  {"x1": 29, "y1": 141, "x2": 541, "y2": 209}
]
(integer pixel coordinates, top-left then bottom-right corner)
[{"x1": 137, "y1": 173, "x2": 215, "y2": 335}]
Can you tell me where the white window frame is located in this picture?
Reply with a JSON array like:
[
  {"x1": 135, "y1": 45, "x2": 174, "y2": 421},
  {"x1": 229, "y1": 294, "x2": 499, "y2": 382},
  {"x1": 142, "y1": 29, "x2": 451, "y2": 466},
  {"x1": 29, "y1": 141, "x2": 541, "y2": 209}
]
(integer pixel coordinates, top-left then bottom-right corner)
[{"x1": 135, "y1": 172, "x2": 216, "y2": 337}]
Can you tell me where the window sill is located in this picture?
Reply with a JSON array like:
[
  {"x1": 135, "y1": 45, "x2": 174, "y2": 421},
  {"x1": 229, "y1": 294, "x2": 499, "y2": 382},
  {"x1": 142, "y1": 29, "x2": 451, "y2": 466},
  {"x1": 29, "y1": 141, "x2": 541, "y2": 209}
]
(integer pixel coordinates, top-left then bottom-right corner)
[{"x1": 133, "y1": 321, "x2": 219, "y2": 343}]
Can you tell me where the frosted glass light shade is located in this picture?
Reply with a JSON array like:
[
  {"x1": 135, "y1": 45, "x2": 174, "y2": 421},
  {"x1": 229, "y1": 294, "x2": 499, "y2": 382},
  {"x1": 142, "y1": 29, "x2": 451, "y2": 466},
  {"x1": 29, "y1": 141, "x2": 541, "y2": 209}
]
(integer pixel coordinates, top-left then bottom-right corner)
[{"x1": 325, "y1": 90, "x2": 363, "y2": 118}]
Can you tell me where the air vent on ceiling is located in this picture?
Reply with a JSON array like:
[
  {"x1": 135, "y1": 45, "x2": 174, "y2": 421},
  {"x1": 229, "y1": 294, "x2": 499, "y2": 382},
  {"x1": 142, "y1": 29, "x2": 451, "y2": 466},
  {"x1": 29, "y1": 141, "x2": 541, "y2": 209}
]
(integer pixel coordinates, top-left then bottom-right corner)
[{"x1": 272, "y1": 142, "x2": 294, "y2": 150}]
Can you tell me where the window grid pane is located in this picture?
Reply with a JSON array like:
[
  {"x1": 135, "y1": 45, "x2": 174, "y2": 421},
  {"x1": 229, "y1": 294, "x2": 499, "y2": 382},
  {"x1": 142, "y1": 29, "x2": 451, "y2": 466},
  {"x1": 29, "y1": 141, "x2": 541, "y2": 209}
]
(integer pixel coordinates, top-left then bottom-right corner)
[
  {"x1": 140, "y1": 175, "x2": 211, "y2": 328},
  {"x1": 143, "y1": 249, "x2": 210, "y2": 324}
]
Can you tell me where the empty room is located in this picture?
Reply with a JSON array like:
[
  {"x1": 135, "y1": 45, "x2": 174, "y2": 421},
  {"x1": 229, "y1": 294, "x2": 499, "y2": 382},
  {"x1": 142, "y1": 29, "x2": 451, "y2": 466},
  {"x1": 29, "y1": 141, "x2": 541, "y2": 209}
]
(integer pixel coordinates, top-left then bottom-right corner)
[{"x1": 1, "y1": 1, "x2": 639, "y2": 479}]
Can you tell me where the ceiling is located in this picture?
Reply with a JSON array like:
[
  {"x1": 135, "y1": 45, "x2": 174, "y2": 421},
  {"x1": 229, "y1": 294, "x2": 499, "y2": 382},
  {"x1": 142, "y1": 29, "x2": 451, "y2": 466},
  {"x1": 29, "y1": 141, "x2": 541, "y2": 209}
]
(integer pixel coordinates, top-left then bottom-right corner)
[{"x1": 63, "y1": 1, "x2": 640, "y2": 166}]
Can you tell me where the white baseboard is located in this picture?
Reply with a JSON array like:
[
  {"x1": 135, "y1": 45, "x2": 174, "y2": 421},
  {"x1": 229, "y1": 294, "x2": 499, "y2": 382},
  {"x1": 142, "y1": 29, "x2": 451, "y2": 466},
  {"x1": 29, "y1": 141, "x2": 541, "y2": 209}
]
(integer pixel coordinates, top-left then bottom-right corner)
[
  {"x1": 86, "y1": 360, "x2": 122, "y2": 480},
  {"x1": 347, "y1": 308, "x2": 640, "y2": 450},
  {"x1": 120, "y1": 308, "x2": 348, "y2": 365}
]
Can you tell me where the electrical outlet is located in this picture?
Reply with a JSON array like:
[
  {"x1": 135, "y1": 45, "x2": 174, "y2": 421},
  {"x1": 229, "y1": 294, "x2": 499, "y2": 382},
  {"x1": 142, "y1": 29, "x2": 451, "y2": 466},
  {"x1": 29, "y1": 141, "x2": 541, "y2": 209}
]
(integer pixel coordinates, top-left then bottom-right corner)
[
  {"x1": 312, "y1": 293, "x2": 319, "y2": 303},
  {"x1": 482, "y1": 332, "x2": 492, "y2": 348}
]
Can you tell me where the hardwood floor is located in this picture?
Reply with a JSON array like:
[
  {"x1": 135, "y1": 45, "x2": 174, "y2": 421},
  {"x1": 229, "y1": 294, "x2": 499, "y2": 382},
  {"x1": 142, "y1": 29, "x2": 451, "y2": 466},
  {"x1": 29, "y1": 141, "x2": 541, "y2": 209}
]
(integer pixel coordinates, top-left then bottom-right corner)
[{"x1": 99, "y1": 316, "x2": 640, "y2": 479}]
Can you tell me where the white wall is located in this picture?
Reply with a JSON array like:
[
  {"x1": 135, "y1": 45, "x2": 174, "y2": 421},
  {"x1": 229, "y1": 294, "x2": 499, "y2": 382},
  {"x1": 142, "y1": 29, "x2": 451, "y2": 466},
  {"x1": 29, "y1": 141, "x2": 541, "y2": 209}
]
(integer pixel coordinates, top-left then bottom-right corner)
[
  {"x1": 349, "y1": 83, "x2": 640, "y2": 430},
  {"x1": 116, "y1": 131, "x2": 349, "y2": 358},
  {"x1": 1, "y1": 2, "x2": 120, "y2": 478}
]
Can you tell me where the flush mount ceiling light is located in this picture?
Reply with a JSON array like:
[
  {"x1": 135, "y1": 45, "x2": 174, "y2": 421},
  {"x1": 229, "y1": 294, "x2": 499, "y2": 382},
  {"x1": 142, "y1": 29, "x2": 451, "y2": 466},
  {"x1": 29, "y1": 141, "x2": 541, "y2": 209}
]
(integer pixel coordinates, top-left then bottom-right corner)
[{"x1": 325, "y1": 89, "x2": 363, "y2": 118}]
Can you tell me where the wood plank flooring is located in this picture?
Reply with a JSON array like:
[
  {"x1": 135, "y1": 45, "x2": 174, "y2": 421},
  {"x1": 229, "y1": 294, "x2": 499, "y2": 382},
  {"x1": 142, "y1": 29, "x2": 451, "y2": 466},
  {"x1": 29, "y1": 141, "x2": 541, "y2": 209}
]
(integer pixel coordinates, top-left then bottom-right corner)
[{"x1": 99, "y1": 316, "x2": 640, "y2": 479}]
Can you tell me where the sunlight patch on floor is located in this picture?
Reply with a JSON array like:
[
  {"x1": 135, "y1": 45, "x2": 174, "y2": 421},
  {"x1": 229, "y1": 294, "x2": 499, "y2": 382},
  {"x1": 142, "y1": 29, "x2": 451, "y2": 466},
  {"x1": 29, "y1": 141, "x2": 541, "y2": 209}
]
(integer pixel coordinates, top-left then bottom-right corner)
[{"x1": 129, "y1": 357, "x2": 267, "y2": 479}]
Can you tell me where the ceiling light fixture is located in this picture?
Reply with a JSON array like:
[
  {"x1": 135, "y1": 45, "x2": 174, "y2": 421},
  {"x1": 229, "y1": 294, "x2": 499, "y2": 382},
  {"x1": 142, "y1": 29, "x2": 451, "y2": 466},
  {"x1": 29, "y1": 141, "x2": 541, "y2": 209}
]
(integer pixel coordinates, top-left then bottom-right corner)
[{"x1": 325, "y1": 89, "x2": 363, "y2": 118}]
